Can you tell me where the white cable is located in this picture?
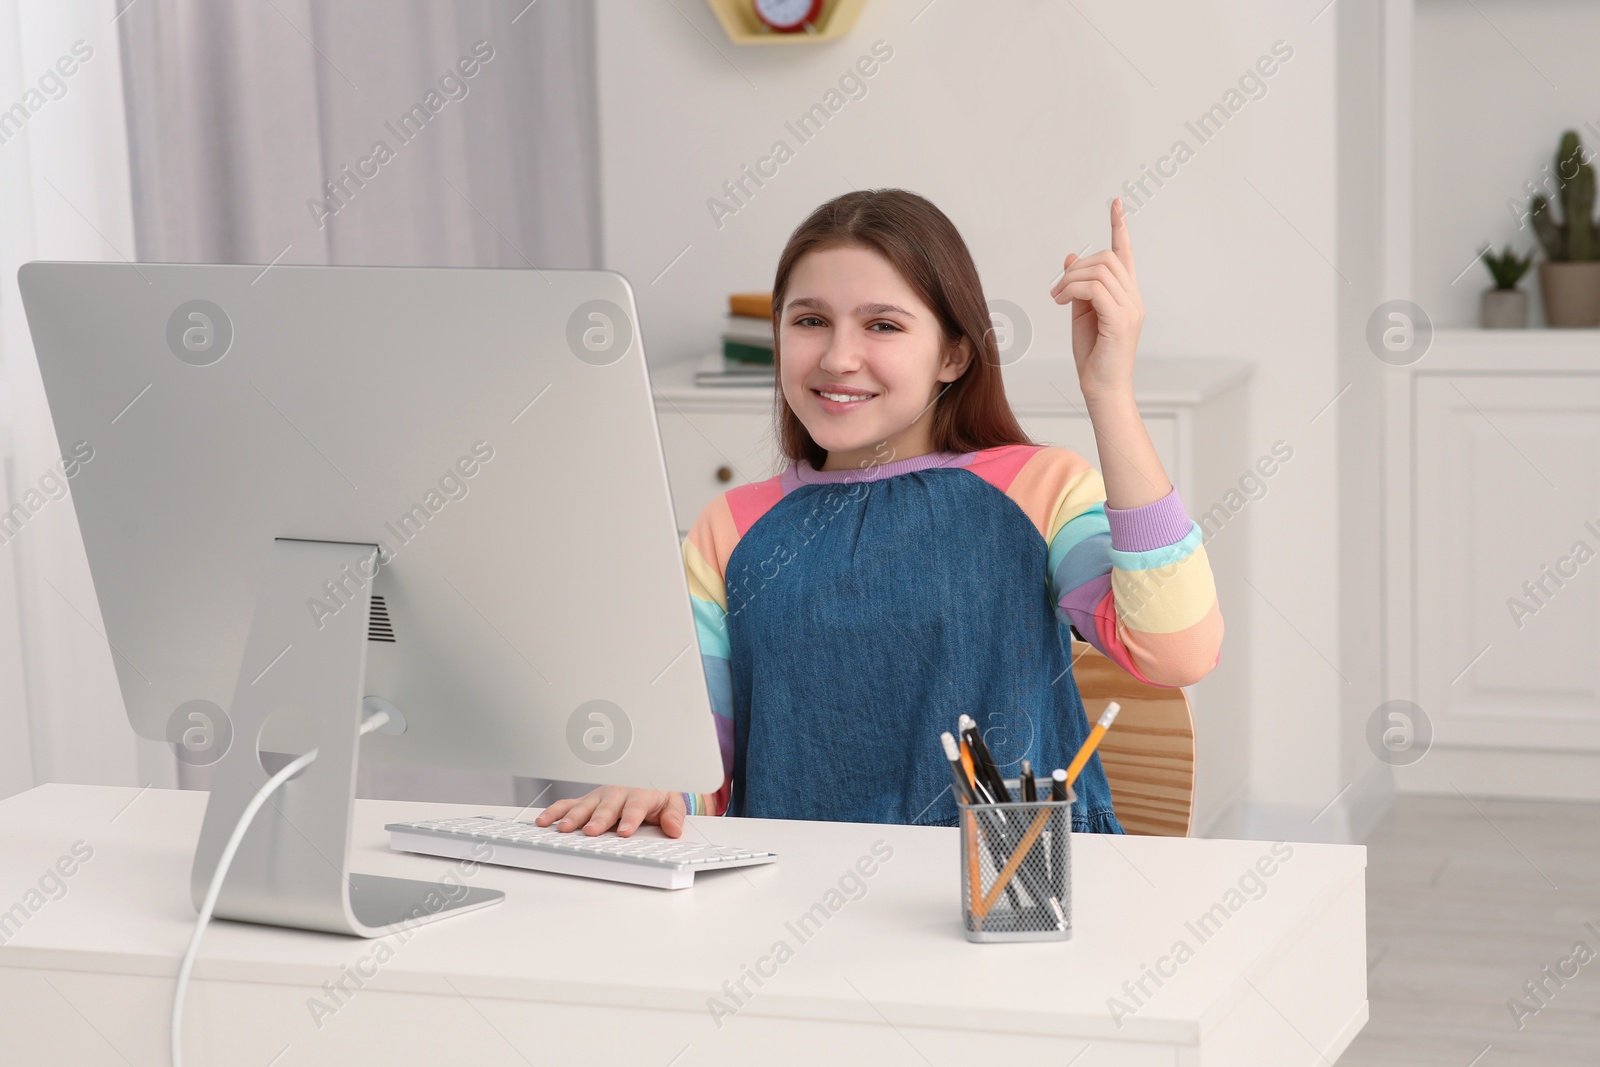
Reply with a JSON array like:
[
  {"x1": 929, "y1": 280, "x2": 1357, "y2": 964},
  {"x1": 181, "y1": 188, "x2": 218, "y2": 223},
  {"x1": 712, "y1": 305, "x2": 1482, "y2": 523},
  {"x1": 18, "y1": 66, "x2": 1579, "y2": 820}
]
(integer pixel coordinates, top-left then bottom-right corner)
[{"x1": 172, "y1": 710, "x2": 389, "y2": 1067}]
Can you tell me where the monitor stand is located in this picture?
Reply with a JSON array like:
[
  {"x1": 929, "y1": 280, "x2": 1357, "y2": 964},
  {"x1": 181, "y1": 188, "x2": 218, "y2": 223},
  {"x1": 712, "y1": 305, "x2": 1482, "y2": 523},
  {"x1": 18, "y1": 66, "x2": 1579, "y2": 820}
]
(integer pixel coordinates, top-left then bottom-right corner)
[{"x1": 189, "y1": 538, "x2": 504, "y2": 937}]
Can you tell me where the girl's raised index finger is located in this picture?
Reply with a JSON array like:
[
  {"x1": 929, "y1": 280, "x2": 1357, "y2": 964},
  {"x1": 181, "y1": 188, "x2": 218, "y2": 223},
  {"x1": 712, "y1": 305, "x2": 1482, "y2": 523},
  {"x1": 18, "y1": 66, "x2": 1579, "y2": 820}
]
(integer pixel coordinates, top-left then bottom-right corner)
[{"x1": 1111, "y1": 197, "x2": 1136, "y2": 272}]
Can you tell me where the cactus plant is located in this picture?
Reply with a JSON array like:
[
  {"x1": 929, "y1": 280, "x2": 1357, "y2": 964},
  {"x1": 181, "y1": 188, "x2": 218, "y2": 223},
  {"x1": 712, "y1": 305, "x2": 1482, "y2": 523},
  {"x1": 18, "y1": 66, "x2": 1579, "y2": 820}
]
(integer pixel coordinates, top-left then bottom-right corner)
[
  {"x1": 1529, "y1": 130, "x2": 1600, "y2": 262},
  {"x1": 1480, "y1": 243, "x2": 1533, "y2": 290}
]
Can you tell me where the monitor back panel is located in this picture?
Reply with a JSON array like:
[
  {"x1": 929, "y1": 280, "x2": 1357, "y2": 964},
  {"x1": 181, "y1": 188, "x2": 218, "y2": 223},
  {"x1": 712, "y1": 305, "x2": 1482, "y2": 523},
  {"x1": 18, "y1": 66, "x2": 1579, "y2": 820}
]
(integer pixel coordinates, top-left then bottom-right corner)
[{"x1": 19, "y1": 262, "x2": 723, "y2": 792}]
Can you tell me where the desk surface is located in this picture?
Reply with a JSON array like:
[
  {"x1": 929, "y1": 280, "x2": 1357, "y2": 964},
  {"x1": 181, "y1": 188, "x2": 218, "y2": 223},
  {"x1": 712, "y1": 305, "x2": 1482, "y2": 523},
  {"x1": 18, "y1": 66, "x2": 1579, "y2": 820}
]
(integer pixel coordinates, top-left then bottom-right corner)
[{"x1": 0, "y1": 784, "x2": 1366, "y2": 1064}]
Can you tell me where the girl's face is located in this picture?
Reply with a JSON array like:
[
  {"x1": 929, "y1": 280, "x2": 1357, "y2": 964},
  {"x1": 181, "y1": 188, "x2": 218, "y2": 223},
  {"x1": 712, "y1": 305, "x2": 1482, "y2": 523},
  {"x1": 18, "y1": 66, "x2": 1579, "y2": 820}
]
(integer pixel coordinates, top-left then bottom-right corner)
[{"x1": 778, "y1": 244, "x2": 971, "y2": 472}]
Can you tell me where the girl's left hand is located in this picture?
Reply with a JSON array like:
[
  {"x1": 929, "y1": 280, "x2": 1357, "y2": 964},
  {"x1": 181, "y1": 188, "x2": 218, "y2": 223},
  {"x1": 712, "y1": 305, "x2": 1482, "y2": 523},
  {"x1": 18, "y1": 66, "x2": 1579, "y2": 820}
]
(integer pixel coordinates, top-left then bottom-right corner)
[{"x1": 1049, "y1": 197, "x2": 1144, "y2": 404}]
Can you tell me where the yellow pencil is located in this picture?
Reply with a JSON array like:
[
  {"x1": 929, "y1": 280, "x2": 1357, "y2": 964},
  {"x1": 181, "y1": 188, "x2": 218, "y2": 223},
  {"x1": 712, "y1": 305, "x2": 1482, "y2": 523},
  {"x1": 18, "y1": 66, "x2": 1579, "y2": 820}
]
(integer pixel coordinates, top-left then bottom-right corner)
[
  {"x1": 1063, "y1": 700, "x2": 1122, "y2": 789},
  {"x1": 966, "y1": 809, "x2": 986, "y2": 927},
  {"x1": 979, "y1": 805, "x2": 1052, "y2": 915}
]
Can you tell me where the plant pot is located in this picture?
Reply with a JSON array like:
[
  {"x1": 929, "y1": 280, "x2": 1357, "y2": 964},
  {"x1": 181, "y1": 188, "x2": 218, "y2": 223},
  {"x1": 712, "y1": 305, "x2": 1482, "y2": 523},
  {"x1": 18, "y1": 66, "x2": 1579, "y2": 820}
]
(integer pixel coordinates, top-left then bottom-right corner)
[
  {"x1": 1538, "y1": 261, "x2": 1600, "y2": 327},
  {"x1": 1480, "y1": 288, "x2": 1528, "y2": 329}
]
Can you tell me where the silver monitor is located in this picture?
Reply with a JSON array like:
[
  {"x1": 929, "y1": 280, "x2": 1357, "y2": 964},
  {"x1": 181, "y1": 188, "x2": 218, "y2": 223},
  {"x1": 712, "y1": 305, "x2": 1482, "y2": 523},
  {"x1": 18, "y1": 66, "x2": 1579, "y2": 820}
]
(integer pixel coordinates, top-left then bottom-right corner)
[{"x1": 18, "y1": 261, "x2": 722, "y2": 935}]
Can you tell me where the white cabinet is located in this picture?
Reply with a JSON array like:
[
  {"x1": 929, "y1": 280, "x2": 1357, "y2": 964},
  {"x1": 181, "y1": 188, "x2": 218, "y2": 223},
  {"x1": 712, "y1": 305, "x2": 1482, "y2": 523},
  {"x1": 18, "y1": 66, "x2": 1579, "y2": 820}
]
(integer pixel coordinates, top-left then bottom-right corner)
[
  {"x1": 650, "y1": 356, "x2": 1254, "y2": 834},
  {"x1": 1414, "y1": 370, "x2": 1600, "y2": 752},
  {"x1": 654, "y1": 406, "x2": 782, "y2": 532},
  {"x1": 1391, "y1": 332, "x2": 1600, "y2": 799}
]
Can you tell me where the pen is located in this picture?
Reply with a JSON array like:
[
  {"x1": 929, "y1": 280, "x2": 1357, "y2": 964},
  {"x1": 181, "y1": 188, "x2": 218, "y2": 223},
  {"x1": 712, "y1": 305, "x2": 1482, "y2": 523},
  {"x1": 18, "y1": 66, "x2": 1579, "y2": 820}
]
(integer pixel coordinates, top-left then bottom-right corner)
[
  {"x1": 961, "y1": 714, "x2": 1035, "y2": 869},
  {"x1": 958, "y1": 739, "x2": 990, "y2": 803},
  {"x1": 1049, "y1": 767, "x2": 1068, "y2": 920},
  {"x1": 1064, "y1": 701, "x2": 1122, "y2": 789},
  {"x1": 953, "y1": 716, "x2": 1004, "y2": 799},
  {"x1": 959, "y1": 715, "x2": 1012, "y2": 803},
  {"x1": 941, "y1": 732, "x2": 975, "y2": 805},
  {"x1": 1014, "y1": 757, "x2": 1054, "y2": 909}
]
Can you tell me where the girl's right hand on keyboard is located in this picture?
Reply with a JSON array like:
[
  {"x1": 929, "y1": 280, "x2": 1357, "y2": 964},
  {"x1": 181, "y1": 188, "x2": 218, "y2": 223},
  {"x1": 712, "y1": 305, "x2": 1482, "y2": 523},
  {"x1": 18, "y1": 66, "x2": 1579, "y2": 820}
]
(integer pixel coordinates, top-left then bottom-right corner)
[{"x1": 533, "y1": 786, "x2": 687, "y2": 838}]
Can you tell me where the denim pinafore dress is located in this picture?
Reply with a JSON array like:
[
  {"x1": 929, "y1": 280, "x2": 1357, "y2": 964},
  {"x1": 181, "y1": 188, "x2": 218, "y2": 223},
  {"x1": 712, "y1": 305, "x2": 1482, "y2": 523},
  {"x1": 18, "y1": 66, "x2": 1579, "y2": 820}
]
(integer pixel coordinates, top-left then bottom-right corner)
[{"x1": 723, "y1": 450, "x2": 1124, "y2": 834}]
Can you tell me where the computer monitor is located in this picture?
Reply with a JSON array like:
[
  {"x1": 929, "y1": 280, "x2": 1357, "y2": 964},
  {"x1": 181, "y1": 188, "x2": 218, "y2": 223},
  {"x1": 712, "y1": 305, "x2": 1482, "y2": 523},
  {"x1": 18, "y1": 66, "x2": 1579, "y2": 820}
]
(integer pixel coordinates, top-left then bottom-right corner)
[{"x1": 17, "y1": 261, "x2": 724, "y2": 936}]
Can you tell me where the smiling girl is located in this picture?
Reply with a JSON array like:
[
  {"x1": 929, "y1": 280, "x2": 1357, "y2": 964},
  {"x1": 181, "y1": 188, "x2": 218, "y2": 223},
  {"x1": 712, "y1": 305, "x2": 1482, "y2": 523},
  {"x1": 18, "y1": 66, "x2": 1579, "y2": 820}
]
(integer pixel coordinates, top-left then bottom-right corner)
[{"x1": 537, "y1": 189, "x2": 1223, "y2": 839}]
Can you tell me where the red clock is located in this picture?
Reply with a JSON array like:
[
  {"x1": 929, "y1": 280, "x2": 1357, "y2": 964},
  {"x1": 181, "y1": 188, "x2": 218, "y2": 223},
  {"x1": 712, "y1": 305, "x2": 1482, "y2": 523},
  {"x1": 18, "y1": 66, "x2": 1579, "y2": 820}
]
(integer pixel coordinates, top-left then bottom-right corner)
[{"x1": 753, "y1": 0, "x2": 824, "y2": 33}]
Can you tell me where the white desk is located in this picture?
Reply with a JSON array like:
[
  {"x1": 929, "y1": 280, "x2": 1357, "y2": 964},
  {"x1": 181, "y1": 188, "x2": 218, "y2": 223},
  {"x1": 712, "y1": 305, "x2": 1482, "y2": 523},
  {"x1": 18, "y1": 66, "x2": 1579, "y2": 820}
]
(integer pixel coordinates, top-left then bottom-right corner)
[{"x1": 0, "y1": 784, "x2": 1366, "y2": 1065}]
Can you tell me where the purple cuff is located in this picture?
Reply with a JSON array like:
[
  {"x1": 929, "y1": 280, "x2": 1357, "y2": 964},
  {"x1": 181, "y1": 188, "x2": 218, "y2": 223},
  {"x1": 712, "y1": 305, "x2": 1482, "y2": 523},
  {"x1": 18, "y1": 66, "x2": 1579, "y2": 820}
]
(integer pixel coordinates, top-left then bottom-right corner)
[{"x1": 1104, "y1": 485, "x2": 1192, "y2": 552}]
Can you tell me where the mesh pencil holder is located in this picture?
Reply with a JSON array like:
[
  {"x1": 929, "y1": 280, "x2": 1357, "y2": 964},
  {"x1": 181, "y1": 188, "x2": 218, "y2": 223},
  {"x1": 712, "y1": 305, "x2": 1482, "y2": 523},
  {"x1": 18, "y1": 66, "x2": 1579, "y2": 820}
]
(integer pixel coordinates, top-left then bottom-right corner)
[{"x1": 957, "y1": 778, "x2": 1073, "y2": 943}]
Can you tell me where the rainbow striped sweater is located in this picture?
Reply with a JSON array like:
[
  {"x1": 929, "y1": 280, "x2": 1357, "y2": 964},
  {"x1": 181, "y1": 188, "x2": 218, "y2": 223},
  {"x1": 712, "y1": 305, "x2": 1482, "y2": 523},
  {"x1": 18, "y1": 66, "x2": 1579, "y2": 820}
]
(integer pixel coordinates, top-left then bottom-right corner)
[{"x1": 679, "y1": 443, "x2": 1223, "y2": 816}]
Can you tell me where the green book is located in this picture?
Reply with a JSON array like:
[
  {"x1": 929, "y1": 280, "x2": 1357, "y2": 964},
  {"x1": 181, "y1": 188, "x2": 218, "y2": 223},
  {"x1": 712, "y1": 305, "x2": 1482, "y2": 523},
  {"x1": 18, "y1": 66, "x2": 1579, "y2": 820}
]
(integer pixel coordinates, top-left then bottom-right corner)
[{"x1": 722, "y1": 339, "x2": 774, "y2": 365}]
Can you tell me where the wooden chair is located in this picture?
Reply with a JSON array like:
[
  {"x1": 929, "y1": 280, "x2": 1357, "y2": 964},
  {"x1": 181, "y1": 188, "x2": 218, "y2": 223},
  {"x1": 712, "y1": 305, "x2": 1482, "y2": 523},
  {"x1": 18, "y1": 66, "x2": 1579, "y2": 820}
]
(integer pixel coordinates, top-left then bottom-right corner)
[{"x1": 1069, "y1": 640, "x2": 1197, "y2": 836}]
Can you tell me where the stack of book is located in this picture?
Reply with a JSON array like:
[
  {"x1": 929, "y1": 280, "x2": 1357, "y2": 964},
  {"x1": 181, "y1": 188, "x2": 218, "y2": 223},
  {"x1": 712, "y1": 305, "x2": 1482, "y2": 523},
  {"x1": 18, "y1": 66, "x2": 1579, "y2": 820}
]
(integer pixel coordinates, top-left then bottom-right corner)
[
  {"x1": 692, "y1": 352, "x2": 774, "y2": 387},
  {"x1": 722, "y1": 291, "x2": 773, "y2": 364},
  {"x1": 694, "y1": 292, "x2": 776, "y2": 386}
]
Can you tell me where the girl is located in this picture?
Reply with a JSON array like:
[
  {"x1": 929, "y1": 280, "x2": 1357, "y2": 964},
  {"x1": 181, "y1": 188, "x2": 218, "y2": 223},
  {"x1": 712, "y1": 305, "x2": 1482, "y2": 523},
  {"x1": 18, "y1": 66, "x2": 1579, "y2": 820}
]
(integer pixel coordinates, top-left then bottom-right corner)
[{"x1": 537, "y1": 189, "x2": 1222, "y2": 839}]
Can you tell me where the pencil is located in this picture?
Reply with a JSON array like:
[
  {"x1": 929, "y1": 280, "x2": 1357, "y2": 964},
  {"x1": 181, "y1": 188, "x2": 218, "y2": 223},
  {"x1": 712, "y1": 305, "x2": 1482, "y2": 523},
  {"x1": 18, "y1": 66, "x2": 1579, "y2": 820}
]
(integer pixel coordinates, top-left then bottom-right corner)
[
  {"x1": 966, "y1": 808, "x2": 986, "y2": 928},
  {"x1": 1064, "y1": 701, "x2": 1122, "y2": 789},
  {"x1": 979, "y1": 804, "x2": 1053, "y2": 915}
]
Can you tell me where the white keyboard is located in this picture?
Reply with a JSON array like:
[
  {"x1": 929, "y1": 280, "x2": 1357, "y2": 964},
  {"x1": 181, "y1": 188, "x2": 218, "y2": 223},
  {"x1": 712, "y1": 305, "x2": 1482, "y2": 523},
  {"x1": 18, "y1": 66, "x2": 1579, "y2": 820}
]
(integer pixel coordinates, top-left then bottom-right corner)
[{"x1": 385, "y1": 815, "x2": 777, "y2": 890}]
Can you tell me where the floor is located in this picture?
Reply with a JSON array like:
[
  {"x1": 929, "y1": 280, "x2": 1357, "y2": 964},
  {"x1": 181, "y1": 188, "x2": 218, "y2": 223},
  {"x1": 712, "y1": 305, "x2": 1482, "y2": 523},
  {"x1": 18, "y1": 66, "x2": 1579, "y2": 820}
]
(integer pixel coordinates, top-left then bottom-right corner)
[{"x1": 1340, "y1": 796, "x2": 1600, "y2": 1066}]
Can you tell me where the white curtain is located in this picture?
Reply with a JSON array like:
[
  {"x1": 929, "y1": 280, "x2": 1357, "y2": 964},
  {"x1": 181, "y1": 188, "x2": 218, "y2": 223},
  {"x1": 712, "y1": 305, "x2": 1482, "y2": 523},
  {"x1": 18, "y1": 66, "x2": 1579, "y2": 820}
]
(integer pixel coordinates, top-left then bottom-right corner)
[
  {"x1": 0, "y1": 0, "x2": 143, "y2": 802},
  {"x1": 119, "y1": 0, "x2": 600, "y2": 270},
  {"x1": 0, "y1": 0, "x2": 602, "y2": 805}
]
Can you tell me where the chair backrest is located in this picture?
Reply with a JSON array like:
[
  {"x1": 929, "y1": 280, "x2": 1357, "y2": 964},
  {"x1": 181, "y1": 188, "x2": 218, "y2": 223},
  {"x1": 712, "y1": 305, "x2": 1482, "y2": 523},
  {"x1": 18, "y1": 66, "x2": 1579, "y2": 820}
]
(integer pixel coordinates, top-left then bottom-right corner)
[{"x1": 1069, "y1": 641, "x2": 1196, "y2": 836}]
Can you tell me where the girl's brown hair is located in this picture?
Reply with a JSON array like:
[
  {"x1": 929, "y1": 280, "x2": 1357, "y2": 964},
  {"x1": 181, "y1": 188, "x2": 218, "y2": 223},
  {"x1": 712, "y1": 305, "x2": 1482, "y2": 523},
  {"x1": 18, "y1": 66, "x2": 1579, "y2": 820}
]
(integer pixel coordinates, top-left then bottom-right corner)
[{"x1": 769, "y1": 188, "x2": 1033, "y2": 469}]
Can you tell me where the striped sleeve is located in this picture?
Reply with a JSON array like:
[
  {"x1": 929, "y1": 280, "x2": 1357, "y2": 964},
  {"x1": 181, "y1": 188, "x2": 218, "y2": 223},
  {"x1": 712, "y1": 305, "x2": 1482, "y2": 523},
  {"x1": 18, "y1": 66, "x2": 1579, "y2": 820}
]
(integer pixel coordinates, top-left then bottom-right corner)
[
  {"x1": 1017, "y1": 447, "x2": 1222, "y2": 687},
  {"x1": 679, "y1": 494, "x2": 738, "y2": 816}
]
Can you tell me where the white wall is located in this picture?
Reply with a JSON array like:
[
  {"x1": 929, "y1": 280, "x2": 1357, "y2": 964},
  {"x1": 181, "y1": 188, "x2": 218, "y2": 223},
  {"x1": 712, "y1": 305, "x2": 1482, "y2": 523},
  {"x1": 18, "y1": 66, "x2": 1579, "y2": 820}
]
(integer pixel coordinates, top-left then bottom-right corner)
[
  {"x1": 1413, "y1": 0, "x2": 1600, "y2": 327},
  {"x1": 595, "y1": 0, "x2": 1354, "y2": 838}
]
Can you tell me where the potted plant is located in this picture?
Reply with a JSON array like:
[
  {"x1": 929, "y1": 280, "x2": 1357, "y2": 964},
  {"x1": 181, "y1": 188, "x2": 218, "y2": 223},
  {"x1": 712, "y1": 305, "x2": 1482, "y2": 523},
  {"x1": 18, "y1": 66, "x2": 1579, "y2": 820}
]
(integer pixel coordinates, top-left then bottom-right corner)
[
  {"x1": 1529, "y1": 129, "x2": 1600, "y2": 327},
  {"x1": 1479, "y1": 243, "x2": 1532, "y2": 328}
]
